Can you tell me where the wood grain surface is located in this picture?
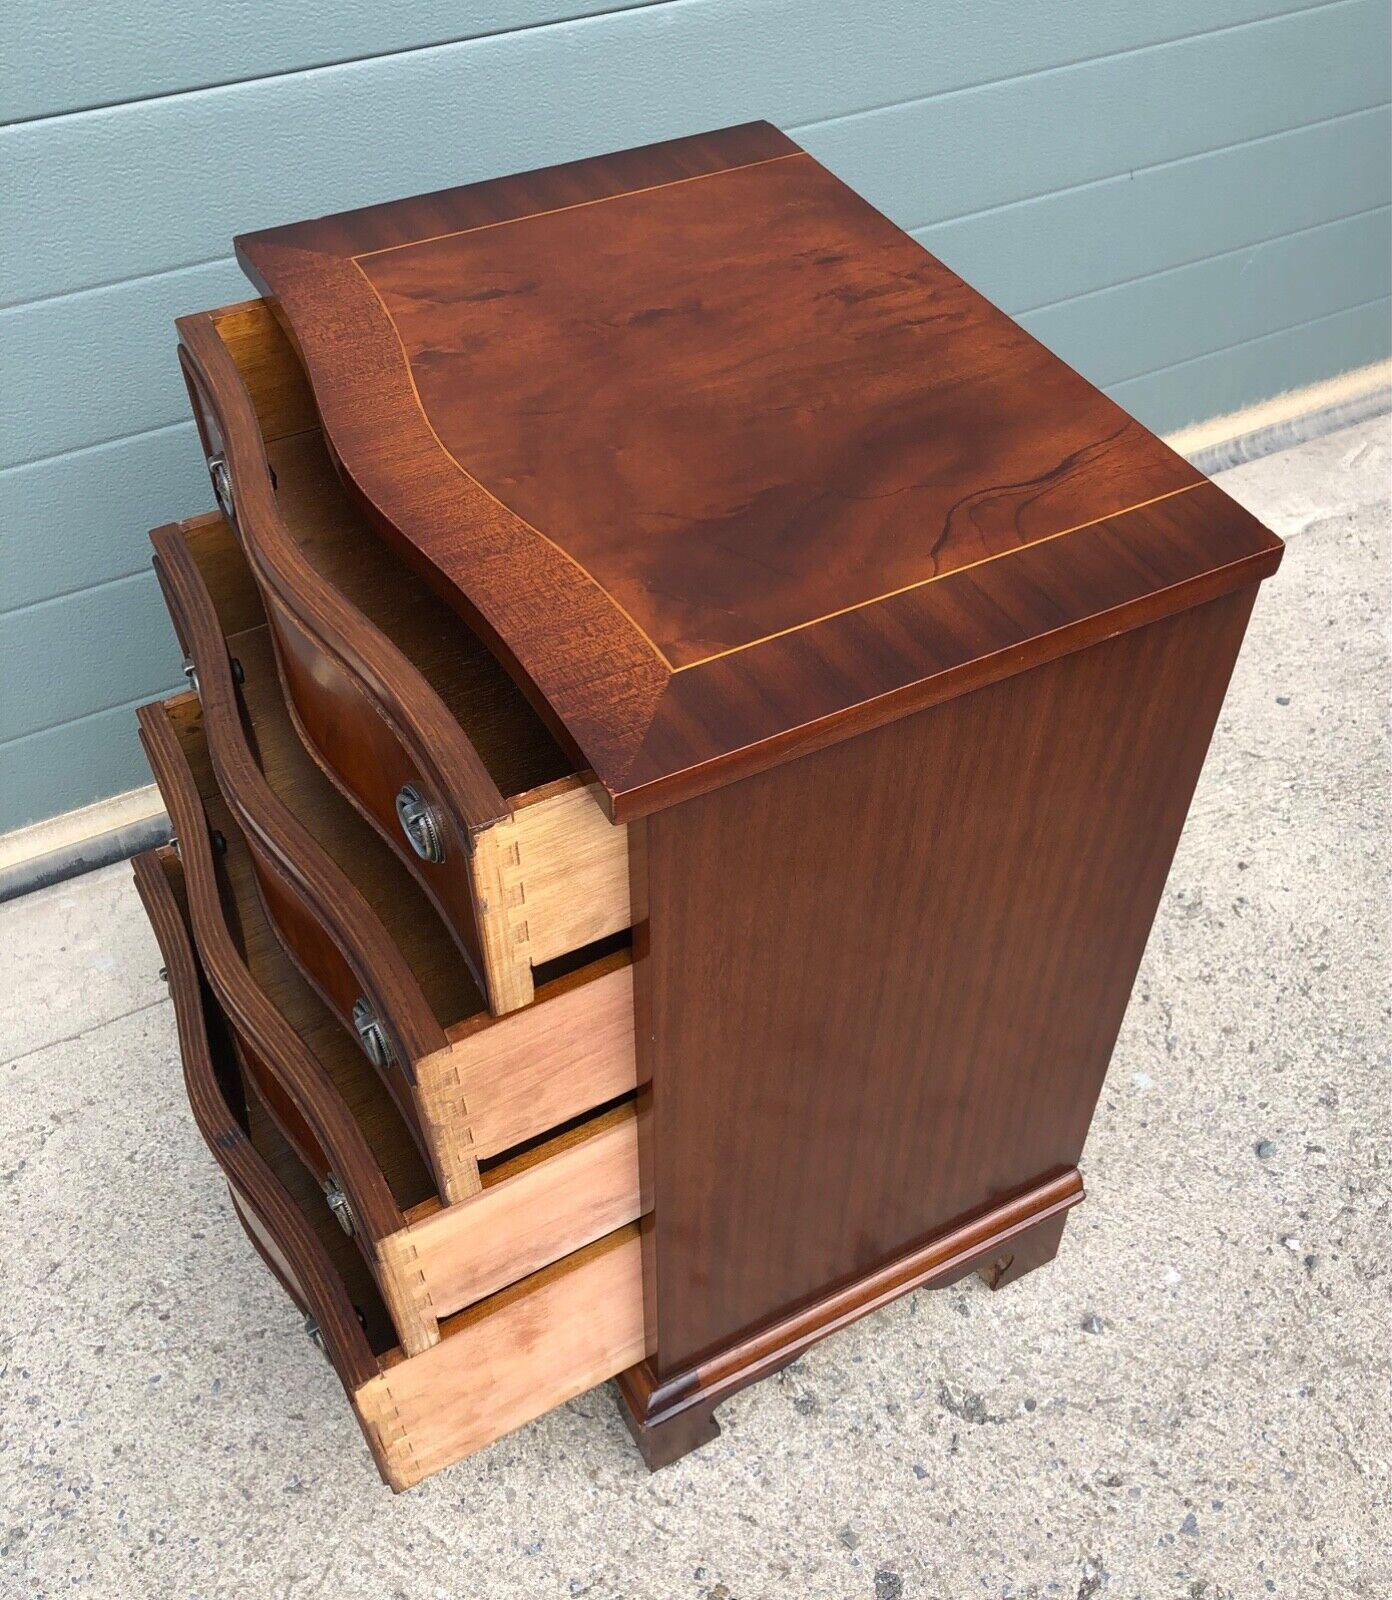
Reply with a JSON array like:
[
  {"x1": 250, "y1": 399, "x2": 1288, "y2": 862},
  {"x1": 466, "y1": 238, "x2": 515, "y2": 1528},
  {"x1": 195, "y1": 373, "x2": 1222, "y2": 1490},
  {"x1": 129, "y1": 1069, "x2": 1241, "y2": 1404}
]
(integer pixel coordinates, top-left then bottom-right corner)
[
  {"x1": 238, "y1": 123, "x2": 1283, "y2": 819},
  {"x1": 357, "y1": 1226, "x2": 645, "y2": 1490},
  {"x1": 635, "y1": 587, "x2": 1259, "y2": 1373},
  {"x1": 425, "y1": 950, "x2": 637, "y2": 1161},
  {"x1": 387, "y1": 1105, "x2": 641, "y2": 1320}
]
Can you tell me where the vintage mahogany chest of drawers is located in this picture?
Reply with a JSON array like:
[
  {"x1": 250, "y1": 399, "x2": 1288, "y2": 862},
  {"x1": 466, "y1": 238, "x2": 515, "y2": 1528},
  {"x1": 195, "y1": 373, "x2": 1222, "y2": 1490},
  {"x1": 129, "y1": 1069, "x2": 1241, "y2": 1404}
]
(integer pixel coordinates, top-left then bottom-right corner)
[{"x1": 132, "y1": 122, "x2": 1282, "y2": 1489}]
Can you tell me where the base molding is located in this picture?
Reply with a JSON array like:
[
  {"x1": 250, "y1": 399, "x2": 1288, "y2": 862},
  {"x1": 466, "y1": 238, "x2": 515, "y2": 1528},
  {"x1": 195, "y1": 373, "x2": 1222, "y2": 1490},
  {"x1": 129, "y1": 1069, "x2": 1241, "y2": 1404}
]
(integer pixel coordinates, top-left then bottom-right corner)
[{"x1": 616, "y1": 1166, "x2": 1084, "y2": 1470}]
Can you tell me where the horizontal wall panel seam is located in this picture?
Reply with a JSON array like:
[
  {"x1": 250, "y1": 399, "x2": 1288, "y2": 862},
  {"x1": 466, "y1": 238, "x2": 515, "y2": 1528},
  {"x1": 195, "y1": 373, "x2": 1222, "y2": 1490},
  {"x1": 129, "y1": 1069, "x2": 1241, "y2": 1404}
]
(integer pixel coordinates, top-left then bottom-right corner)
[
  {"x1": 9, "y1": 0, "x2": 1356, "y2": 133},
  {"x1": 0, "y1": 567, "x2": 157, "y2": 623},
  {"x1": 1017, "y1": 202, "x2": 1392, "y2": 318},
  {"x1": 0, "y1": 687, "x2": 183, "y2": 752},
  {"x1": 1022, "y1": 209, "x2": 1391, "y2": 385},
  {"x1": 9, "y1": 100, "x2": 1387, "y2": 317},
  {"x1": 2, "y1": 431, "x2": 211, "y2": 614},
  {"x1": 7, "y1": 0, "x2": 1384, "y2": 303},
  {"x1": 0, "y1": 567, "x2": 156, "y2": 624},
  {"x1": 1109, "y1": 304, "x2": 1392, "y2": 432},
  {"x1": 0, "y1": 420, "x2": 195, "y2": 478},
  {"x1": 1105, "y1": 294, "x2": 1392, "y2": 390},
  {"x1": 790, "y1": 0, "x2": 1365, "y2": 134},
  {"x1": 1071, "y1": 214, "x2": 1392, "y2": 384},
  {"x1": 1, "y1": 1, "x2": 678, "y2": 128},
  {"x1": 1, "y1": 254, "x2": 237, "y2": 318},
  {"x1": 902, "y1": 102, "x2": 1391, "y2": 236}
]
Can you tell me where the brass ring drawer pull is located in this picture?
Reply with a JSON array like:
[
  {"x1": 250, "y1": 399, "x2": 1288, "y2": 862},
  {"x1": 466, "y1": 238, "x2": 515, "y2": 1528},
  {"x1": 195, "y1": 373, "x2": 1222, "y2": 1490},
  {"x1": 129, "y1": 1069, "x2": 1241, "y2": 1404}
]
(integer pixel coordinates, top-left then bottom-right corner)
[
  {"x1": 352, "y1": 997, "x2": 394, "y2": 1071},
  {"x1": 322, "y1": 1174, "x2": 356, "y2": 1237},
  {"x1": 208, "y1": 451, "x2": 235, "y2": 521},
  {"x1": 395, "y1": 784, "x2": 445, "y2": 864}
]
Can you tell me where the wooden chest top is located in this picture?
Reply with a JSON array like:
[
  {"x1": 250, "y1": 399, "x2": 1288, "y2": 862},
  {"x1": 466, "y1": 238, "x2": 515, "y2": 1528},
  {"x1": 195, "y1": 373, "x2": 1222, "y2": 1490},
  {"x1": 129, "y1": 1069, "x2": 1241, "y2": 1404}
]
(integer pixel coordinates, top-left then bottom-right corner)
[{"x1": 238, "y1": 122, "x2": 1280, "y2": 820}]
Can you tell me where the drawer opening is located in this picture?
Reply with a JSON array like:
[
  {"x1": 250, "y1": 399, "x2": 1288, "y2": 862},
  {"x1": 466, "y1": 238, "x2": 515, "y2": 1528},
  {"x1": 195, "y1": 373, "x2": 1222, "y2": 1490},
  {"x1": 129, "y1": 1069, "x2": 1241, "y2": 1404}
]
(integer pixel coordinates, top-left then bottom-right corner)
[
  {"x1": 233, "y1": 622, "x2": 487, "y2": 1033},
  {"x1": 480, "y1": 1093, "x2": 633, "y2": 1187},
  {"x1": 244, "y1": 1059, "x2": 401, "y2": 1360},
  {"x1": 154, "y1": 849, "x2": 400, "y2": 1361},
  {"x1": 174, "y1": 513, "x2": 636, "y2": 1059},
  {"x1": 244, "y1": 1049, "x2": 641, "y2": 1371},
  {"x1": 212, "y1": 300, "x2": 579, "y2": 807},
  {"x1": 162, "y1": 695, "x2": 436, "y2": 1218},
  {"x1": 422, "y1": 1095, "x2": 643, "y2": 1314},
  {"x1": 177, "y1": 514, "x2": 489, "y2": 1041},
  {"x1": 236, "y1": 991, "x2": 639, "y2": 1360},
  {"x1": 416, "y1": 1223, "x2": 640, "y2": 1351},
  {"x1": 528, "y1": 927, "x2": 631, "y2": 993}
]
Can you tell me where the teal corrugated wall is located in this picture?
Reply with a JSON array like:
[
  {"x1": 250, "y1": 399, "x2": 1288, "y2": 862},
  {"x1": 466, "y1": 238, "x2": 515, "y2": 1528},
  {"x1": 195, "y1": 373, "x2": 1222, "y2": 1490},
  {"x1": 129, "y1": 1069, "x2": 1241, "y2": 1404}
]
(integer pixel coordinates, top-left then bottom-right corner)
[{"x1": 2, "y1": 0, "x2": 1389, "y2": 831}]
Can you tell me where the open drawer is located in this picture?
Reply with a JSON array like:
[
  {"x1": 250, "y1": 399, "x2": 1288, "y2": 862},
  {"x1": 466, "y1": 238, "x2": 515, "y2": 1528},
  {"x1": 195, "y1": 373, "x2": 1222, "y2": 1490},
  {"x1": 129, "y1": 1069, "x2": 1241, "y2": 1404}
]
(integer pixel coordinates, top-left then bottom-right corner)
[
  {"x1": 133, "y1": 846, "x2": 645, "y2": 1490},
  {"x1": 149, "y1": 509, "x2": 636, "y2": 1205},
  {"x1": 137, "y1": 692, "x2": 644, "y2": 1361},
  {"x1": 175, "y1": 298, "x2": 630, "y2": 1016}
]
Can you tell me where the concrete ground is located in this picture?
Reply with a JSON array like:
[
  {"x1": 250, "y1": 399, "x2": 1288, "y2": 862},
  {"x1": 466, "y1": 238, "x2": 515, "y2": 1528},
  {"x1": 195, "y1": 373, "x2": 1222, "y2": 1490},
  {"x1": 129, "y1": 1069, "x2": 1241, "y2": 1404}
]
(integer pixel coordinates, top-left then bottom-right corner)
[{"x1": 2, "y1": 417, "x2": 1388, "y2": 1600}]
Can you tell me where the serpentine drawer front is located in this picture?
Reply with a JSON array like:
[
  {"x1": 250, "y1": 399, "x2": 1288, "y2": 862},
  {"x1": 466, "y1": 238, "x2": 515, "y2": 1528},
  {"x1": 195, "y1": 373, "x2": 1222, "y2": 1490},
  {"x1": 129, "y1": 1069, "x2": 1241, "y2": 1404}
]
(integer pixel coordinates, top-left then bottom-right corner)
[
  {"x1": 134, "y1": 846, "x2": 645, "y2": 1491},
  {"x1": 177, "y1": 303, "x2": 628, "y2": 1017},
  {"x1": 137, "y1": 692, "x2": 643, "y2": 1365},
  {"x1": 133, "y1": 121, "x2": 1283, "y2": 1480},
  {"x1": 149, "y1": 510, "x2": 638, "y2": 1204}
]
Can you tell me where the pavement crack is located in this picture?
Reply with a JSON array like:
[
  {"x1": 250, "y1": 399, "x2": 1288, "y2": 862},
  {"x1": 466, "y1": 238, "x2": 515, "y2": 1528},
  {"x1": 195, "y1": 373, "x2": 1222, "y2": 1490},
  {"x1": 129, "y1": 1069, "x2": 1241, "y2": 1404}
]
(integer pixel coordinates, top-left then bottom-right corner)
[{"x1": 1, "y1": 995, "x2": 169, "y2": 1070}]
